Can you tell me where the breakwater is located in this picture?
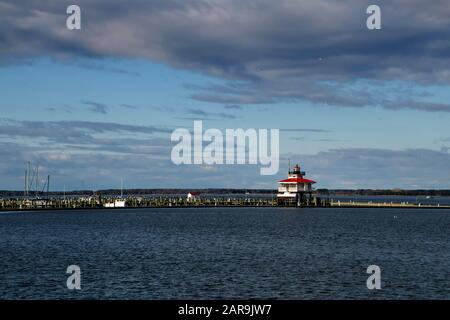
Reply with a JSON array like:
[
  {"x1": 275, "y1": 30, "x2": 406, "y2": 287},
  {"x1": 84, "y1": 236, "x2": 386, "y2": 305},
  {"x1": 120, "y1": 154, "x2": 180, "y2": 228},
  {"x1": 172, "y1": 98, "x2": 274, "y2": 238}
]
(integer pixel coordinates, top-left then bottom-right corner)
[
  {"x1": 1, "y1": 196, "x2": 279, "y2": 210},
  {"x1": 1, "y1": 196, "x2": 449, "y2": 211}
]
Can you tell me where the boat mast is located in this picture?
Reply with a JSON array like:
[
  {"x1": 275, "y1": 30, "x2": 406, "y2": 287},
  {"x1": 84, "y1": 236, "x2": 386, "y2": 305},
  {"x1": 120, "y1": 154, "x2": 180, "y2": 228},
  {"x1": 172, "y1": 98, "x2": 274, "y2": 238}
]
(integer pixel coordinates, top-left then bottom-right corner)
[
  {"x1": 24, "y1": 168, "x2": 28, "y2": 200},
  {"x1": 47, "y1": 175, "x2": 50, "y2": 199},
  {"x1": 35, "y1": 164, "x2": 39, "y2": 198}
]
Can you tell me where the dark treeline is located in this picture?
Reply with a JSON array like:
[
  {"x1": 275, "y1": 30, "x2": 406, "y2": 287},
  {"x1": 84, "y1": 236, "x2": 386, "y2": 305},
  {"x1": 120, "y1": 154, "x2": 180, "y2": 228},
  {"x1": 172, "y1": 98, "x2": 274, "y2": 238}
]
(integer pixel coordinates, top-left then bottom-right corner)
[
  {"x1": 1, "y1": 188, "x2": 450, "y2": 197},
  {"x1": 0, "y1": 188, "x2": 275, "y2": 197},
  {"x1": 316, "y1": 189, "x2": 450, "y2": 197}
]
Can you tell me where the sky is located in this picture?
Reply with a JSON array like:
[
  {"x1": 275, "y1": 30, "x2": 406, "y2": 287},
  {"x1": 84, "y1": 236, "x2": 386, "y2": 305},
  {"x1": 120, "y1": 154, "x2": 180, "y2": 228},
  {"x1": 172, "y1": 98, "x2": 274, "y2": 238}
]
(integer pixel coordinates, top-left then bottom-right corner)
[{"x1": 1, "y1": 0, "x2": 450, "y2": 190}]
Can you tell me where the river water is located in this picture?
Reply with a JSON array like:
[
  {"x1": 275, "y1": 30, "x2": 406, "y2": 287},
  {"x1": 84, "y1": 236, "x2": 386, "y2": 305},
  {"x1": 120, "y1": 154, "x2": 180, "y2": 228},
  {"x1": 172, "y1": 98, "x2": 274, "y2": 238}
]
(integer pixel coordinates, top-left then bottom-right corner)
[{"x1": 0, "y1": 207, "x2": 448, "y2": 299}]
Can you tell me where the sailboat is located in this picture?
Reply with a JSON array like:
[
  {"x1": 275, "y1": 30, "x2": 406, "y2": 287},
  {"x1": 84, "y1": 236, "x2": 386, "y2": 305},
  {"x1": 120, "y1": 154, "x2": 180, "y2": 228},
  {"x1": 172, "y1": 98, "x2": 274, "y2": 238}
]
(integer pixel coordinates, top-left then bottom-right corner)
[{"x1": 104, "y1": 178, "x2": 126, "y2": 208}]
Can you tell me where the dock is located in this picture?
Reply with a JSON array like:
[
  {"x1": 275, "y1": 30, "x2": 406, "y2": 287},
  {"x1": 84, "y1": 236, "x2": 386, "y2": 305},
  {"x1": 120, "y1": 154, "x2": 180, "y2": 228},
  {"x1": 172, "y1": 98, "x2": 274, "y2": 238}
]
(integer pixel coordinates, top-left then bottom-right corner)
[
  {"x1": 1, "y1": 196, "x2": 449, "y2": 211},
  {"x1": 4, "y1": 161, "x2": 448, "y2": 211}
]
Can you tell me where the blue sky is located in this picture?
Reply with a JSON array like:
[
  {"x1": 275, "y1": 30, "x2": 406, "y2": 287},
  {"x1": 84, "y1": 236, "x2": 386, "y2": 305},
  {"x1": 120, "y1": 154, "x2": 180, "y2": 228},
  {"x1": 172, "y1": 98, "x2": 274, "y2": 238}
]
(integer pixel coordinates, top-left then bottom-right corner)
[{"x1": 1, "y1": 0, "x2": 450, "y2": 190}]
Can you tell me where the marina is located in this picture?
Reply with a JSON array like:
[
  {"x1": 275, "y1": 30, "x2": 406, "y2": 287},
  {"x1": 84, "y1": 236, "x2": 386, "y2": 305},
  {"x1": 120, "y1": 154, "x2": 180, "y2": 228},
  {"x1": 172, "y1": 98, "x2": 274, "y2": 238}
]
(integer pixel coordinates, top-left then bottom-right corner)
[
  {"x1": 1, "y1": 195, "x2": 450, "y2": 211},
  {"x1": 2, "y1": 162, "x2": 449, "y2": 211}
]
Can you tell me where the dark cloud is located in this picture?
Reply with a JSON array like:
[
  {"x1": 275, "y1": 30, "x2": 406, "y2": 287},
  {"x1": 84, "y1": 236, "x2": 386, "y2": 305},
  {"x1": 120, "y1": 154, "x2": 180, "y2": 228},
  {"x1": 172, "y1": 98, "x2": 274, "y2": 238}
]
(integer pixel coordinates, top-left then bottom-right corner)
[
  {"x1": 1, "y1": 1, "x2": 450, "y2": 111},
  {"x1": 0, "y1": 118, "x2": 171, "y2": 145},
  {"x1": 186, "y1": 108, "x2": 209, "y2": 117},
  {"x1": 383, "y1": 100, "x2": 450, "y2": 113},
  {"x1": 1, "y1": 134, "x2": 449, "y2": 189},
  {"x1": 45, "y1": 105, "x2": 73, "y2": 114},
  {"x1": 188, "y1": 80, "x2": 377, "y2": 107},
  {"x1": 185, "y1": 108, "x2": 236, "y2": 120},
  {"x1": 82, "y1": 101, "x2": 110, "y2": 114},
  {"x1": 224, "y1": 105, "x2": 243, "y2": 110},
  {"x1": 0, "y1": 118, "x2": 448, "y2": 188},
  {"x1": 175, "y1": 117, "x2": 219, "y2": 121},
  {"x1": 74, "y1": 60, "x2": 141, "y2": 76},
  {"x1": 312, "y1": 139, "x2": 345, "y2": 142},
  {"x1": 289, "y1": 137, "x2": 344, "y2": 142},
  {"x1": 284, "y1": 148, "x2": 450, "y2": 189},
  {"x1": 281, "y1": 128, "x2": 331, "y2": 133},
  {"x1": 121, "y1": 104, "x2": 141, "y2": 110},
  {"x1": 0, "y1": 118, "x2": 177, "y2": 189}
]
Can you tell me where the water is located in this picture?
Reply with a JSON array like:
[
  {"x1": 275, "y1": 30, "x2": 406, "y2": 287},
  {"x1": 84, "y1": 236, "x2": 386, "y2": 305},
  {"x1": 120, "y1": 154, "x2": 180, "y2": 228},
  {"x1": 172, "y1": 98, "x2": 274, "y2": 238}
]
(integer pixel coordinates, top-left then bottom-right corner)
[{"x1": 0, "y1": 207, "x2": 449, "y2": 299}]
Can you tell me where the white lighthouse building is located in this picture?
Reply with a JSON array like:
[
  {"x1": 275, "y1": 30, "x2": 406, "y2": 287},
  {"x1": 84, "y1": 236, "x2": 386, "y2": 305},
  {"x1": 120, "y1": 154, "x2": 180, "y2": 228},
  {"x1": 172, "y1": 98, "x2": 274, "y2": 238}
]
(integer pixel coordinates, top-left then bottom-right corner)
[{"x1": 277, "y1": 164, "x2": 316, "y2": 206}]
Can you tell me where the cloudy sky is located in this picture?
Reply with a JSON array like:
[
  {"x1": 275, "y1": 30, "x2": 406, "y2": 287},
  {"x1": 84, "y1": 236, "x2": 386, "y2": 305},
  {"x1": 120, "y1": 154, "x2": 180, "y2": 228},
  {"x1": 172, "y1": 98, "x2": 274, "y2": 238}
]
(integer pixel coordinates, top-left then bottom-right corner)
[{"x1": 1, "y1": 0, "x2": 450, "y2": 190}]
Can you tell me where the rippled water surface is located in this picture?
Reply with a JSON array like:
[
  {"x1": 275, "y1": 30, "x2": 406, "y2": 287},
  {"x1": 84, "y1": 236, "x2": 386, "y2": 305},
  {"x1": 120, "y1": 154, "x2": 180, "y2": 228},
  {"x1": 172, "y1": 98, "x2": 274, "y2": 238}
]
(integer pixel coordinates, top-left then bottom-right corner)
[{"x1": 0, "y1": 207, "x2": 449, "y2": 299}]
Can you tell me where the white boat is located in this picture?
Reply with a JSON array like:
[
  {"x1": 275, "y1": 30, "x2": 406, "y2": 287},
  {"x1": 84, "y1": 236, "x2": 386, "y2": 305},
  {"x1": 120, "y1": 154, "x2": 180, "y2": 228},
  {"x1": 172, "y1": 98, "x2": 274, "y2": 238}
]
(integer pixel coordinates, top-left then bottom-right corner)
[{"x1": 104, "y1": 199, "x2": 126, "y2": 208}]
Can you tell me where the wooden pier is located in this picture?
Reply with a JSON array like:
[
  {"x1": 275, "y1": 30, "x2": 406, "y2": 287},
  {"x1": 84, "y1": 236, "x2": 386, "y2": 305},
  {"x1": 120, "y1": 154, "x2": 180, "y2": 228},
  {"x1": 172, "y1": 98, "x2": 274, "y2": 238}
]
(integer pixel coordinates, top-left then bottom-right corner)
[
  {"x1": 0, "y1": 196, "x2": 449, "y2": 211},
  {"x1": 328, "y1": 200, "x2": 450, "y2": 209}
]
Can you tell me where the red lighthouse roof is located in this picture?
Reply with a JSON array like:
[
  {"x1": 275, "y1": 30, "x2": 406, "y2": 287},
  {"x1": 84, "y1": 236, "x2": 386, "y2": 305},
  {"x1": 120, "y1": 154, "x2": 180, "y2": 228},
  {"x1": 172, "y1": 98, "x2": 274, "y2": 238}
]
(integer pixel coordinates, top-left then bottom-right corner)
[
  {"x1": 278, "y1": 162, "x2": 316, "y2": 184},
  {"x1": 279, "y1": 178, "x2": 316, "y2": 184}
]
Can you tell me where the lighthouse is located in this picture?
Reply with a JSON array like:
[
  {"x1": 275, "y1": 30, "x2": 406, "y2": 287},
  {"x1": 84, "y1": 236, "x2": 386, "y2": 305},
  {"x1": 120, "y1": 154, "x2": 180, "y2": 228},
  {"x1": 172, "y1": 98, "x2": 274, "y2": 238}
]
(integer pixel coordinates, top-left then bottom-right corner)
[{"x1": 277, "y1": 163, "x2": 316, "y2": 206}]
